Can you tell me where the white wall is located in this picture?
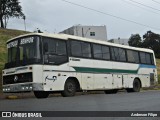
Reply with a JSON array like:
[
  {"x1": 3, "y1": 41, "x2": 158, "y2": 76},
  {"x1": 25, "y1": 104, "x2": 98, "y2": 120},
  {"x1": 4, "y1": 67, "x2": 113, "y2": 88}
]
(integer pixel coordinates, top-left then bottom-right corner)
[{"x1": 60, "y1": 25, "x2": 107, "y2": 41}]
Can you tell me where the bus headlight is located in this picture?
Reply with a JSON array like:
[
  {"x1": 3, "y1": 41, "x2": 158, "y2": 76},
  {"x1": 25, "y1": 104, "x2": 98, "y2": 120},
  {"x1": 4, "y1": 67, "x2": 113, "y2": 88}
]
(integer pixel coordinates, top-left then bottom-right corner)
[
  {"x1": 21, "y1": 84, "x2": 32, "y2": 91},
  {"x1": 3, "y1": 87, "x2": 10, "y2": 92},
  {"x1": 29, "y1": 86, "x2": 32, "y2": 90},
  {"x1": 3, "y1": 88, "x2": 5, "y2": 92}
]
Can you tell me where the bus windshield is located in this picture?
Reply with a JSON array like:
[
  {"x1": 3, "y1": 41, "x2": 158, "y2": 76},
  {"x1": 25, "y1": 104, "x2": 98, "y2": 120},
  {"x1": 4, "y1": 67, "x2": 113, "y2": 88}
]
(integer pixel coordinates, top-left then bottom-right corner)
[{"x1": 5, "y1": 36, "x2": 42, "y2": 68}]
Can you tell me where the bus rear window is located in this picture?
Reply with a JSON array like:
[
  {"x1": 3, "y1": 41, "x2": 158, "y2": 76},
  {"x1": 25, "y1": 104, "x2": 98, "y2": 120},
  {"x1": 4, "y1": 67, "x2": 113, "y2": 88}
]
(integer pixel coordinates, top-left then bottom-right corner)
[{"x1": 140, "y1": 52, "x2": 153, "y2": 65}]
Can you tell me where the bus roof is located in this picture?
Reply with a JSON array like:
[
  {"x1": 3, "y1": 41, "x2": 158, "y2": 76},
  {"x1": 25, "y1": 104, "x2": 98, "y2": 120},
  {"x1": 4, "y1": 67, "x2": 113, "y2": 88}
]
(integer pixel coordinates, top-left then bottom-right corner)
[{"x1": 7, "y1": 33, "x2": 154, "y2": 53}]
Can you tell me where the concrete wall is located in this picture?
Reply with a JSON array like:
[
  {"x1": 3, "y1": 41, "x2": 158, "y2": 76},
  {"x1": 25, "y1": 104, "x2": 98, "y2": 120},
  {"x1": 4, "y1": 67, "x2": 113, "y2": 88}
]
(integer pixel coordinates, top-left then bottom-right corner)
[{"x1": 60, "y1": 25, "x2": 107, "y2": 41}]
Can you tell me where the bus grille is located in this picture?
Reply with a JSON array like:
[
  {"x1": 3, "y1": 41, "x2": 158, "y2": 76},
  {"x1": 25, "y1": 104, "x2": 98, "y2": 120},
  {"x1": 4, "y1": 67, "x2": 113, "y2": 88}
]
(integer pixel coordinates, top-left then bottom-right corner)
[{"x1": 3, "y1": 72, "x2": 33, "y2": 85}]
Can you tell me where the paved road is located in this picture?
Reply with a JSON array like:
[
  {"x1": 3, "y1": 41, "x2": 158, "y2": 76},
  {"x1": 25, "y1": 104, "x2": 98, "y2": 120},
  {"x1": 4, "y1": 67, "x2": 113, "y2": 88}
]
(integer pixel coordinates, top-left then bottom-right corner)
[{"x1": 0, "y1": 90, "x2": 160, "y2": 120}]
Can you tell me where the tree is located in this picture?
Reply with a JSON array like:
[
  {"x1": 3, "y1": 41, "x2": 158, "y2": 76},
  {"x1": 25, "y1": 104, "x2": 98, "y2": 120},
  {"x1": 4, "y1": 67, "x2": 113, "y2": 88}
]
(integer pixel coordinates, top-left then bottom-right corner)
[
  {"x1": 143, "y1": 31, "x2": 160, "y2": 58},
  {"x1": 0, "y1": 0, "x2": 24, "y2": 28},
  {"x1": 128, "y1": 34, "x2": 142, "y2": 47}
]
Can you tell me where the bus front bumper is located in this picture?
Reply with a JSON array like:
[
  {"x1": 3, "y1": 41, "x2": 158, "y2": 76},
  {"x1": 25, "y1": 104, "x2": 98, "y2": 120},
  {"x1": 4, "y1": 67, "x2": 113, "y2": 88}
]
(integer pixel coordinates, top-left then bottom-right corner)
[{"x1": 2, "y1": 83, "x2": 43, "y2": 93}]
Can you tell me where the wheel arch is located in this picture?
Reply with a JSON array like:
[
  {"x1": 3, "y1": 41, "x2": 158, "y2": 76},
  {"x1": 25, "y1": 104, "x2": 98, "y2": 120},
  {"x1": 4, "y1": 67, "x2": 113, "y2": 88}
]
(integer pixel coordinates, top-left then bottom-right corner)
[
  {"x1": 65, "y1": 77, "x2": 81, "y2": 91},
  {"x1": 134, "y1": 77, "x2": 142, "y2": 88}
]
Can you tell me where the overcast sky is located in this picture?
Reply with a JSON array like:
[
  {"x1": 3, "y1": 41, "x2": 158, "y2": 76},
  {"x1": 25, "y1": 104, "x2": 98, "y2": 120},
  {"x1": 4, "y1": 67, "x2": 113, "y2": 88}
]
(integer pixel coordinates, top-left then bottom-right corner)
[{"x1": 7, "y1": 0, "x2": 160, "y2": 39}]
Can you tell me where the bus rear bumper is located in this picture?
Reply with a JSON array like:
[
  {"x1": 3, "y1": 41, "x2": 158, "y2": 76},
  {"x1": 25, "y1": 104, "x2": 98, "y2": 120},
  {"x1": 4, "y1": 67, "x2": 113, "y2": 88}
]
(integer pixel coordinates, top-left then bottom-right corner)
[{"x1": 2, "y1": 83, "x2": 43, "y2": 93}]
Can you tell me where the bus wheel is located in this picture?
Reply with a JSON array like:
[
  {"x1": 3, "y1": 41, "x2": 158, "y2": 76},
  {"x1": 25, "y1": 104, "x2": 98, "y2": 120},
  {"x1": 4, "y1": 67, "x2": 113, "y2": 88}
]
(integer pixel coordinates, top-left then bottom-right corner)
[
  {"x1": 126, "y1": 79, "x2": 141, "y2": 92},
  {"x1": 104, "y1": 89, "x2": 118, "y2": 94},
  {"x1": 61, "y1": 80, "x2": 76, "y2": 97},
  {"x1": 34, "y1": 91, "x2": 49, "y2": 98}
]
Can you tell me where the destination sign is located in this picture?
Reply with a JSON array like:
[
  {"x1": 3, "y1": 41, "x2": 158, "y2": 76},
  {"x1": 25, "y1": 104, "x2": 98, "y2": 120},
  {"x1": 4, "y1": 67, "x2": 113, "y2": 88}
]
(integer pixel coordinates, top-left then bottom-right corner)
[
  {"x1": 7, "y1": 37, "x2": 34, "y2": 48},
  {"x1": 20, "y1": 37, "x2": 34, "y2": 45},
  {"x1": 7, "y1": 41, "x2": 18, "y2": 48}
]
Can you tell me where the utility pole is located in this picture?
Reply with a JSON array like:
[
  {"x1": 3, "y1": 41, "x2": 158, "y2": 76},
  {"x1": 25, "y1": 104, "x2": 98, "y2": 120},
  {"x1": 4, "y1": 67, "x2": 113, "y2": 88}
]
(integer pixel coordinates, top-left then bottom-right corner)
[
  {"x1": 23, "y1": 15, "x2": 26, "y2": 31},
  {"x1": 82, "y1": 27, "x2": 84, "y2": 37}
]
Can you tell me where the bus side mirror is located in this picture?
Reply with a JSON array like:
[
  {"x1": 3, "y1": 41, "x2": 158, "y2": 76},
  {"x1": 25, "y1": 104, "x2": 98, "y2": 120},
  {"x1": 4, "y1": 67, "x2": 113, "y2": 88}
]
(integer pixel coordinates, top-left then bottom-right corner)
[{"x1": 44, "y1": 43, "x2": 48, "y2": 53}]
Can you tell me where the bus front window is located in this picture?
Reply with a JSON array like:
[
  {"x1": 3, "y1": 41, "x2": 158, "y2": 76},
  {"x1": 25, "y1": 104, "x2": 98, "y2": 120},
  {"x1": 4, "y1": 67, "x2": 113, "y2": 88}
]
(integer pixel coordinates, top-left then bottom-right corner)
[{"x1": 5, "y1": 36, "x2": 42, "y2": 68}]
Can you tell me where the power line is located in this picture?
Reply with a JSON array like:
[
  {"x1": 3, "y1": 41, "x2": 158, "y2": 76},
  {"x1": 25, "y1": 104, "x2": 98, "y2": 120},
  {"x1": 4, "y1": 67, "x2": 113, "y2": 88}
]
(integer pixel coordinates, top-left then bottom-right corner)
[
  {"x1": 121, "y1": 0, "x2": 160, "y2": 15},
  {"x1": 152, "y1": 0, "x2": 160, "y2": 4},
  {"x1": 129, "y1": 0, "x2": 160, "y2": 12},
  {"x1": 61, "y1": 0, "x2": 160, "y2": 30}
]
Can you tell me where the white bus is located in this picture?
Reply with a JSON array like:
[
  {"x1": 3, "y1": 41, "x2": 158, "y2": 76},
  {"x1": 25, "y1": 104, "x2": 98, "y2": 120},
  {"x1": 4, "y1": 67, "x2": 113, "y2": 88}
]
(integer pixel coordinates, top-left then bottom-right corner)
[{"x1": 2, "y1": 33, "x2": 158, "y2": 98}]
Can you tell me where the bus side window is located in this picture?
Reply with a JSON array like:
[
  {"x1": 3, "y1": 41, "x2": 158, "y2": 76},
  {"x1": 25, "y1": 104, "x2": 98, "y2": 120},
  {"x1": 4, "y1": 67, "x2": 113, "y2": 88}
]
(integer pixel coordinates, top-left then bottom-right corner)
[
  {"x1": 119, "y1": 48, "x2": 126, "y2": 62},
  {"x1": 56, "y1": 40, "x2": 67, "y2": 55},
  {"x1": 93, "y1": 44, "x2": 103, "y2": 59},
  {"x1": 43, "y1": 42, "x2": 48, "y2": 53},
  {"x1": 71, "y1": 41, "x2": 82, "y2": 57},
  {"x1": 146, "y1": 53, "x2": 151, "y2": 64},
  {"x1": 127, "y1": 50, "x2": 140, "y2": 63},
  {"x1": 93, "y1": 44, "x2": 110, "y2": 60},
  {"x1": 81, "y1": 42, "x2": 91, "y2": 58},
  {"x1": 71, "y1": 40, "x2": 91, "y2": 58},
  {"x1": 140, "y1": 52, "x2": 152, "y2": 65},
  {"x1": 43, "y1": 37, "x2": 67, "y2": 65},
  {"x1": 140, "y1": 52, "x2": 146, "y2": 64},
  {"x1": 102, "y1": 45, "x2": 110, "y2": 60},
  {"x1": 111, "y1": 47, "x2": 119, "y2": 61},
  {"x1": 110, "y1": 47, "x2": 126, "y2": 62}
]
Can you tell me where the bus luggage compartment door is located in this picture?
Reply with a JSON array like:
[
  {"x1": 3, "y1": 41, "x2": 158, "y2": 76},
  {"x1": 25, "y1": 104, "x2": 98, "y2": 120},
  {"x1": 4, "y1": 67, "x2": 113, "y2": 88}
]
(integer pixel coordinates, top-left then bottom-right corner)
[{"x1": 113, "y1": 74, "x2": 123, "y2": 89}]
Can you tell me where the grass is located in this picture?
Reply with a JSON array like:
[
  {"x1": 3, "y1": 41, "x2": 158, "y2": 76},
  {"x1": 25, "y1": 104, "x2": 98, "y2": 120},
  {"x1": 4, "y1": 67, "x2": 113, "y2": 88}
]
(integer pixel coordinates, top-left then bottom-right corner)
[
  {"x1": 0, "y1": 28, "x2": 29, "y2": 68},
  {"x1": 156, "y1": 59, "x2": 160, "y2": 84},
  {"x1": 158, "y1": 74, "x2": 160, "y2": 84}
]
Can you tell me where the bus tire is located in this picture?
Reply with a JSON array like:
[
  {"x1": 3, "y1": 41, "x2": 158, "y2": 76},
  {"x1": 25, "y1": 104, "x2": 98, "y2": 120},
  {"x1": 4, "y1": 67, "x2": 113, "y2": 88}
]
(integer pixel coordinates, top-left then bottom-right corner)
[
  {"x1": 34, "y1": 91, "x2": 49, "y2": 98},
  {"x1": 61, "y1": 79, "x2": 76, "y2": 97},
  {"x1": 126, "y1": 79, "x2": 141, "y2": 92},
  {"x1": 104, "y1": 89, "x2": 118, "y2": 94}
]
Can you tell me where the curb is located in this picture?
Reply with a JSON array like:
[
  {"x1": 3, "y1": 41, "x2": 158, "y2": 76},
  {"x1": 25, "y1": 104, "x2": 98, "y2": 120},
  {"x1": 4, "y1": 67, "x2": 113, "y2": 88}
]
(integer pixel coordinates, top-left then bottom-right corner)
[{"x1": 6, "y1": 95, "x2": 18, "y2": 99}]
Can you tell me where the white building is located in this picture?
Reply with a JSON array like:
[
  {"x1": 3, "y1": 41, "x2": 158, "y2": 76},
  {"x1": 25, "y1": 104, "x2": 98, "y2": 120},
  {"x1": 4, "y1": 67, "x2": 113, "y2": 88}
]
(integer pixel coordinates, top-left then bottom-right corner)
[
  {"x1": 60, "y1": 25, "x2": 107, "y2": 41},
  {"x1": 108, "y1": 38, "x2": 129, "y2": 46}
]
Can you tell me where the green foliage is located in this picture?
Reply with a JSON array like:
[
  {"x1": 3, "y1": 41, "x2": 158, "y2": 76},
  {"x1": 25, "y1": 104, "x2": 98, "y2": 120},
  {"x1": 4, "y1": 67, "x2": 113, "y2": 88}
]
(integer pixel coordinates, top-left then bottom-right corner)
[
  {"x1": 158, "y1": 75, "x2": 160, "y2": 84},
  {"x1": 128, "y1": 34, "x2": 142, "y2": 47},
  {"x1": 0, "y1": 0, "x2": 25, "y2": 28},
  {"x1": 143, "y1": 31, "x2": 160, "y2": 58},
  {"x1": 129, "y1": 31, "x2": 160, "y2": 59}
]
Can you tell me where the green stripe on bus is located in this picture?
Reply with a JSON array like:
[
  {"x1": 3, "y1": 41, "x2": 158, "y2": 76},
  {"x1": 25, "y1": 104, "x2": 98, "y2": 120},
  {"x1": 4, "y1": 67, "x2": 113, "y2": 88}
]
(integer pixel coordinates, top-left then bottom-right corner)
[{"x1": 73, "y1": 67, "x2": 138, "y2": 74}]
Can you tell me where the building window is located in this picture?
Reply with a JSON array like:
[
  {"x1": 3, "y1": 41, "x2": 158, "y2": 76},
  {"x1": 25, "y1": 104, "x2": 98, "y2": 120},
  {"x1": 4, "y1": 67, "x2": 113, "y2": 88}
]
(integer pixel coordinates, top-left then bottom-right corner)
[{"x1": 90, "y1": 32, "x2": 95, "y2": 36}]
